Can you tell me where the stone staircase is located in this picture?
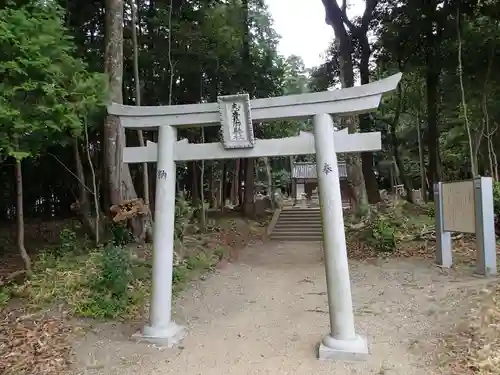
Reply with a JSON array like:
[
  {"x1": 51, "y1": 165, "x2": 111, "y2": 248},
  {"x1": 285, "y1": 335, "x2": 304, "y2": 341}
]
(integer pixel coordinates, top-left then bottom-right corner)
[{"x1": 269, "y1": 207, "x2": 323, "y2": 241}]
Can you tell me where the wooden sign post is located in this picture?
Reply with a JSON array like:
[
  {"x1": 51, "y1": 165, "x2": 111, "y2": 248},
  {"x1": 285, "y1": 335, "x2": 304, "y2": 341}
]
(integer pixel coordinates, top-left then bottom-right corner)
[{"x1": 435, "y1": 178, "x2": 496, "y2": 276}]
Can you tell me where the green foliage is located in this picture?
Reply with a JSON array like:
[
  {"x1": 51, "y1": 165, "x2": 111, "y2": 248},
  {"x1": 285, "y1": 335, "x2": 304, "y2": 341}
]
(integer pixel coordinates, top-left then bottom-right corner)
[
  {"x1": 50, "y1": 223, "x2": 90, "y2": 257},
  {"x1": 272, "y1": 169, "x2": 291, "y2": 189},
  {"x1": 426, "y1": 203, "x2": 435, "y2": 219},
  {"x1": 0, "y1": 2, "x2": 106, "y2": 160},
  {"x1": 493, "y1": 181, "x2": 500, "y2": 218},
  {"x1": 0, "y1": 287, "x2": 11, "y2": 307},
  {"x1": 19, "y1": 246, "x2": 143, "y2": 319},
  {"x1": 94, "y1": 246, "x2": 132, "y2": 298},
  {"x1": 15, "y1": 232, "x2": 225, "y2": 319},
  {"x1": 58, "y1": 227, "x2": 78, "y2": 253},
  {"x1": 172, "y1": 252, "x2": 215, "y2": 293},
  {"x1": 109, "y1": 223, "x2": 134, "y2": 247},
  {"x1": 371, "y1": 216, "x2": 397, "y2": 253},
  {"x1": 175, "y1": 191, "x2": 194, "y2": 240},
  {"x1": 77, "y1": 245, "x2": 133, "y2": 318}
]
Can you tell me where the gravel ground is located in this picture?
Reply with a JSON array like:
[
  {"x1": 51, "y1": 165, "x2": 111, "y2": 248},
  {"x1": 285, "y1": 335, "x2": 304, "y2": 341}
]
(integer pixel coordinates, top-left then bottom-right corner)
[{"x1": 73, "y1": 241, "x2": 492, "y2": 375}]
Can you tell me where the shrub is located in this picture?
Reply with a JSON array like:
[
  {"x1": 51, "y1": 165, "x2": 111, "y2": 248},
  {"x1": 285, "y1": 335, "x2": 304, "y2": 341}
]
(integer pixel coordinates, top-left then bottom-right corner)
[
  {"x1": 426, "y1": 203, "x2": 435, "y2": 219},
  {"x1": 493, "y1": 181, "x2": 500, "y2": 217},
  {"x1": 175, "y1": 191, "x2": 194, "y2": 240},
  {"x1": 0, "y1": 287, "x2": 11, "y2": 307},
  {"x1": 18, "y1": 241, "x2": 222, "y2": 319},
  {"x1": 371, "y1": 216, "x2": 396, "y2": 252},
  {"x1": 109, "y1": 222, "x2": 134, "y2": 247},
  {"x1": 493, "y1": 181, "x2": 500, "y2": 235},
  {"x1": 76, "y1": 245, "x2": 133, "y2": 318},
  {"x1": 59, "y1": 227, "x2": 78, "y2": 252}
]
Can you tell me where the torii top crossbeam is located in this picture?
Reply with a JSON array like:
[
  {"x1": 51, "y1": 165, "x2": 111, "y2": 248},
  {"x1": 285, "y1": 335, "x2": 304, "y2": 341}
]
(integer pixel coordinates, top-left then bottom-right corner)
[{"x1": 108, "y1": 73, "x2": 402, "y2": 129}]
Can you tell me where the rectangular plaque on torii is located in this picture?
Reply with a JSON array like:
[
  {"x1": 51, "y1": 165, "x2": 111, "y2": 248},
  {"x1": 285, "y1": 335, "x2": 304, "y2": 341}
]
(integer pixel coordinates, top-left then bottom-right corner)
[{"x1": 217, "y1": 93, "x2": 254, "y2": 149}]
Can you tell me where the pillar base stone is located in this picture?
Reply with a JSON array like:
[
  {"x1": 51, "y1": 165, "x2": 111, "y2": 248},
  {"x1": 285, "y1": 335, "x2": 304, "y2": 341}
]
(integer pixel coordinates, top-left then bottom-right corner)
[
  {"x1": 317, "y1": 334, "x2": 369, "y2": 361},
  {"x1": 131, "y1": 321, "x2": 186, "y2": 348}
]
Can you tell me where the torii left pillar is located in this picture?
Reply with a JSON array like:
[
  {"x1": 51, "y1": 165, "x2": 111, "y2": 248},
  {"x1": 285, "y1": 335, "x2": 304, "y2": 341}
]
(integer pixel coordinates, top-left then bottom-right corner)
[{"x1": 132, "y1": 125, "x2": 186, "y2": 346}]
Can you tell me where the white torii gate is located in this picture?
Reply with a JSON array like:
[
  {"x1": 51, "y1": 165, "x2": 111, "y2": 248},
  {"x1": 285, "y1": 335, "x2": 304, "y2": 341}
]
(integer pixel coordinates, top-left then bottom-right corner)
[{"x1": 108, "y1": 73, "x2": 402, "y2": 360}]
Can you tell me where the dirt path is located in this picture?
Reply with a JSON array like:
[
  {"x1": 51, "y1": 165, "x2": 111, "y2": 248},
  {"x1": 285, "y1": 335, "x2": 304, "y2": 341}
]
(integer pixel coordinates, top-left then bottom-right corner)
[{"x1": 73, "y1": 241, "x2": 494, "y2": 375}]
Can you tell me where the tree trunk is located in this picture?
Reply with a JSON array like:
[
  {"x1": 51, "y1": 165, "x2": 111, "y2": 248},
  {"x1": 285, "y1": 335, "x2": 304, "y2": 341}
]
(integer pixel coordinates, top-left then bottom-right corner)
[
  {"x1": 343, "y1": 117, "x2": 369, "y2": 216},
  {"x1": 15, "y1": 159, "x2": 31, "y2": 273},
  {"x1": 74, "y1": 140, "x2": 91, "y2": 216},
  {"x1": 104, "y1": 0, "x2": 142, "y2": 235},
  {"x1": 358, "y1": 26, "x2": 380, "y2": 204},
  {"x1": 221, "y1": 162, "x2": 227, "y2": 210},
  {"x1": 425, "y1": 62, "x2": 440, "y2": 200},
  {"x1": 424, "y1": 1, "x2": 441, "y2": 200},
  {"x1": 84, "y1": 117, "x2": 102, "y2": 245},
  {"x1": 209, "y1": 165, "x2": 217, "y2": 208},
  {"x1": 456, "y1": 7, "x2": 476, "y2": 178},
  {"x1": 390, "y1": 84, "x2": 413, "y2": 203},
  {"x1": 416, "y1": 108, "x2": 427, "y2": 202},
  {"x1": 73, "y1": 139, "x2": 100, "y2": 240},
  {"x1": 322, "y1": 0, "x2": 369, "y2": 216},
  {"x1": 199, "y1": 128, "x2": 207, "y2": 228},
  {"x1": 238, "y1": 159, "x2": 244, "y2": 206},
  {"x1": 243, "y1": 158, "x2": 255, "y2": 217},
  {"x1": 241, "y1": 0, "x2": 255, "y2": 217},
  {"x1": 130, "y1": 0, "x2": 153, "y2": 242},
  {"x1": 231, "y1": 159, "x2": 239, "y2": 205},
  {"x1": 290, "y1": 156, "x2": 296, "y2": 203},
  {"x1": 263, "y1": 157, "x2": 274, "y2": 208},
  {"x1": 191, "y1": 161, "x2": 200, "y2": 207}
]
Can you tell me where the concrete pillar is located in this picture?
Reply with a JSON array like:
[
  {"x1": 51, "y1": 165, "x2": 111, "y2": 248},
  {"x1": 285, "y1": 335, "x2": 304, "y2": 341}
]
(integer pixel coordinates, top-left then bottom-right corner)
[
  {"x1": 434, "y1": 182, "x2": 452, "y2": 268},
  {"x1": 474, "y1": 177, "x2": 497, "y2": 276},
  {"x1": 313, "y1": 114, "x2": 368, "y2": 361},
  {"x1": 133, "y1": 125, "x2": 185, "y2": 347}
]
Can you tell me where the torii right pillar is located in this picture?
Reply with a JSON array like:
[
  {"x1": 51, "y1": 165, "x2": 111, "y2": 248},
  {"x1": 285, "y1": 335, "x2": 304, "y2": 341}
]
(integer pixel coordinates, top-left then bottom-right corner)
[{"x1": 314, "y1": 113, "x2": 369, "y2": 361}]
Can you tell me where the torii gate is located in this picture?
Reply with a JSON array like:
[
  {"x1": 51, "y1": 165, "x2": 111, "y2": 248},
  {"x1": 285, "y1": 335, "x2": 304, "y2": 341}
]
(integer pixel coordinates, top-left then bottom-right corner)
[{"x1": 108, "y1": 73, "x2": 402, "y2": 361}]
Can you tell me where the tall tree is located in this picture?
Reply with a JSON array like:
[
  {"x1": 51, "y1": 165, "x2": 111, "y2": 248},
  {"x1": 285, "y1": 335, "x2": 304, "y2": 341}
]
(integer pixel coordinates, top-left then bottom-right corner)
[
  {"x1": 104, "y1": 0, "x2": 142, "y2": 234},
  {"x1": 423, "y1": 0, "x2": 442, "y2": 199},
  {"x1": 0, "y1": 2, "x2": 105, "y2": 270},
  {"x1": 321, "y1": 0, "x2": 370, "y2": 216},
  {"x1": 242, "y1": 0, "x2": 255, "y2": 217},
  {"x1": 129, "y1": 0, "x2": 152, "y2": 241}
]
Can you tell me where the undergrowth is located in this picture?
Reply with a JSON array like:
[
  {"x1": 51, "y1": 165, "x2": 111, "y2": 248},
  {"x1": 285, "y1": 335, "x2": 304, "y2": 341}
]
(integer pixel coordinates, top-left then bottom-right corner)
[
  {"x1": 2, "y1": 224, "x2": 227, "y2": 319},
  {"x1": 347, "y1": 198, "x2": 434, "y2": 253},
  {"x1": 0, "y1": 192, "x2": 254, "y2": 317},
  {"x1": 355, "y1": 183, "x2": 500, "y2": 253}
]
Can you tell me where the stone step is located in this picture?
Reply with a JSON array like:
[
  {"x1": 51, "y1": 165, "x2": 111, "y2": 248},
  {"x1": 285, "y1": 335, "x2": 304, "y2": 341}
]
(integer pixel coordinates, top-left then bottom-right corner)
[
  {"x1": 269, "y1": 208, "x2": 324, "y2": 241},
  {"x1": 279, "y1": 214, "x2": 321, "y2": 218},
  {"x1": 279, "y1": 213, "x2": 321, "y2": 217},
  {"x1": 271, "y1": 227, "x2": 323, "y2": 233},
  {"x1": 270, "y1": 234, "x2": 323, "y2": 241},
  {"x1": 277, "y1": 219, "x2": 322, "y2": 224},
  {"x1": 272, "y1": 228, "x2": 323, "y2": 234},
  {"x1": 279, "y1": 211, "x2": 321, "y2": 216},
  {"x1": 275, "y1": 222, "x2": 323, "y2": 227},
  {"x1": 276, "y1": 224, "x2": 321, "y2": 229},
  {"x1": 274, "y1": 232, "x2": 321, "y2": 236},
  {"x1": 274, "y1": 223, "x2": 322, "y2": 228},
  {"x1": 281, "y1": 208, "x2": 321, "y2": 213},
  {"x1": 271, "y1": 234, "x2": 322, "y2": 240}
]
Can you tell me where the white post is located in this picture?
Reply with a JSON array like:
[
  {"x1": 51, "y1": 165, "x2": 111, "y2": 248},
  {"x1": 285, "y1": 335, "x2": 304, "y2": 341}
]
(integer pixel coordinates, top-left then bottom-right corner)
[
  {"x1": 313, "y1": 114, "x2": 368, "y2": 361},
  {"x1": 134, "y1": 125, "x2": 186, "y2": 346},
  {"x1": 474, "y1": 177, "x2": 497, "y2": 276},
  {"x1": 434, "y1": 182, "x2": 452, "y2": 268}
]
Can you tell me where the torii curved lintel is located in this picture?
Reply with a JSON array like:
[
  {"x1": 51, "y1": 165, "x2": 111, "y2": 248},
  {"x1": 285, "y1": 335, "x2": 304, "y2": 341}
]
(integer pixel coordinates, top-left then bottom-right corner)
[{"x1": 107, "y1": 73, "x2": 402, "y2": 129}]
